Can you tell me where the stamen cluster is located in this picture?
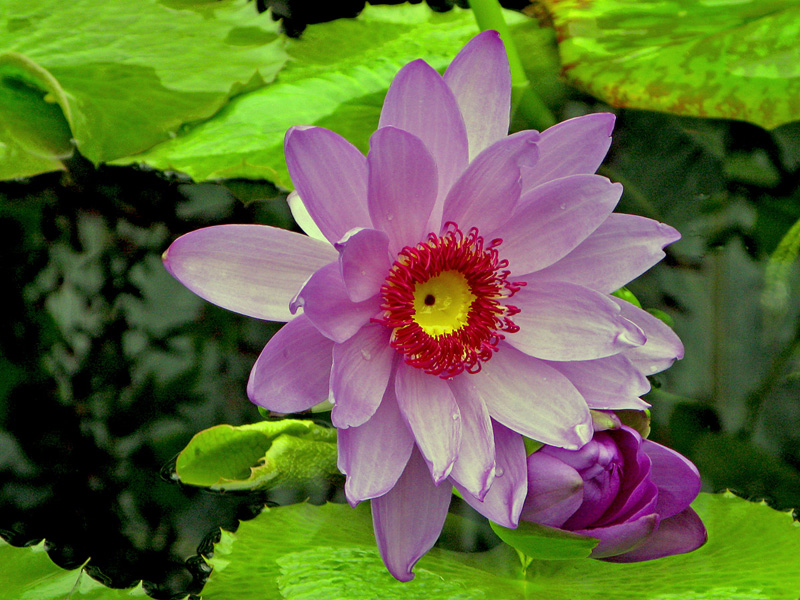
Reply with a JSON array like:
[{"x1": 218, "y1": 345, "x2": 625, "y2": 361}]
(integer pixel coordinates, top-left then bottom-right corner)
[{"x1": 378, "y1": 223, "x2": 524, "y2": 378}]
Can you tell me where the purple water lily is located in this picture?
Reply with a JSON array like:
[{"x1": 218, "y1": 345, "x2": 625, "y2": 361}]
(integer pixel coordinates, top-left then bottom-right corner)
[
  {"x1": 163, "y1": 31, "x2": 684, "y2": 580},
  {"x1": 522, "y1": 423, "x2": 707, "y2": 561}
]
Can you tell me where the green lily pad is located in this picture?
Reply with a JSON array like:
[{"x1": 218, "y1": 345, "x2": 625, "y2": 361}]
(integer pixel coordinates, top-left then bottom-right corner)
[
  {"x1": 539, "y1": 0, "x2": 800, "y2": 129},
  {"x1": 175, "y1": 419, "x2": 339, "y2": 491},
  {"x1": 121, "y1": 4, "x2": 554, "y2": 187},
  {"x1": 200, "y1": 492, "x2": 800, "y2": 600},
  {"x1": 0, "y1": 0, "x2": 287, "y2": 180},
  {"x1": 0, "y1": 539, "x2": 169, "y2": 599}
]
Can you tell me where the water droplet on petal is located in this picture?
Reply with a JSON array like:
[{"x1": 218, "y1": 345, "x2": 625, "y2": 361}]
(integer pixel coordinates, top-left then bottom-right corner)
[
  {"x1": 649, "y1": 364, "x2": 659, "y2": 373},
  {"x1": 360, "y1": 349, "x2": 372, "y2": 360},
  {"x1": 451, "y1": 412, "x2": 460, "y2": 421},
  {"x1": 386, "y1": 213, "x2": 394, "y2": 221},
  {"x1": 495, "y1": 467, "x2": 504, "y2": 477},
  {"x1": 559, "y1": 203, "x2": 566, "y2": 210}
]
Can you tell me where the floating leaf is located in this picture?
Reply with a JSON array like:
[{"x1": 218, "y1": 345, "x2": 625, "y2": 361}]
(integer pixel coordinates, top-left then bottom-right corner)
[
  {"x1": 538, "y1": 0, "x2": 800, "y2": 129},
  {"x1": 0, "y1": 539, "x2": 169, "y2": 599},
  {"x1": 0, "y1": 0, "x2": 287, "y2": 180},
  {"x1": 201, "y1": 492, "x2": 800, "y2": 599},
  {"x1": 122, "y1": 4, "x2": 556, "y2": 187},
  {"x1": 175, "y1": 419, "x2": 339, "y2": 492}
]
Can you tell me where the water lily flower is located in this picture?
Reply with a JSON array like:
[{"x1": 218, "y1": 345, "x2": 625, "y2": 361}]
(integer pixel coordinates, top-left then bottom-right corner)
[
  {"x1": 163, "y1": 31, "x2": 684, "y2": 580},
  {"x1": 521, "y1": 423, "x2": 706, "y2": 561}
]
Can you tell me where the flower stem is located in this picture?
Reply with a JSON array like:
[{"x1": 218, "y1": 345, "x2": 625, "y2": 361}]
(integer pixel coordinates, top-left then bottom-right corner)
[{"x1": 469, "y1": 0, "x2": 556, "y2": 130}]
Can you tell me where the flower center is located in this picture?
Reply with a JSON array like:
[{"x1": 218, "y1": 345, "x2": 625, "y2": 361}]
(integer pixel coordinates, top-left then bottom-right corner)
[{"x1": 378, "y1": 224, "x2": 524, "y2": 378}]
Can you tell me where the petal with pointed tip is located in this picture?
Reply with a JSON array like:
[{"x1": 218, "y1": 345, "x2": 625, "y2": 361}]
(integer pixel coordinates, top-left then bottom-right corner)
[
  {"x1": 492, "y1": 174, "x2": 622, "y2": 276},
  {"x1": 163, "y1": 224, "x2": 337, "y2": 322},
  {"x1": 447, "y1": 379, "x2": 495, "y2": 500},
  {"x1": 521, "y1": 113, "x2": 615, "y2": 193},
  {"x1": 466, "y1": 346, "x2": 592, "y2": 449},
  {"x1": 330, "y1": 325, "x2": 395, "y2": 428},
  {"x1": 284, "y1": 126, "x2": 371, "y2": 244},
  {"x1": 455, "y1": 421, "x2": 527, "y2": 528},
  {"x1": 246, "y1": 314, "x2": 333, "y2": 412},
  {"x1": 525, "y1": 214, "x2": 681, "y2": 294},
  {"x1": 604, "y1": 507, "x2": 706, "y2": 563},
  {"x1": 336, "y1": 228, "x2": 391, "y2": 302},
  {"x1": 379, "y1": 59, "x2": 468, "y2": 226},
  {"x1": 287, "y1": 191, "x2": 326, "y2": 242},
  {"x1": 509, "y1": 281, "x2": 646, "y2": 361},
  {"x1": 444, "y1": 30, "x2": 511, "y2": 159},
  {"x1": 612, "y1": 297, "x2": 685, "y2": 374},
  {"x1": 371, "y1": 447, "x2": 452, "y2": 582},
  {"x1": 642, "y1": 439, "x2": 701, "y2": 519},
  {"x1": 545, "y1": 354, "x2": 650, "y2": 411},
  {"x1": 338, "y1": 383, "x2": 414, "y2": 506},
  {"x1": 579, "y1": 513, "x2": 659, "y2": 559},
  {"x1": 367, "y1": 127, "x2": 437, "y2": 253},
  {"x1": 441, "y1": 130, "x2": 538, "y2": 235},
  {"x1": 292, "y1": 262, "x2": 379, "y2": 343},
  {"x1": 394, "y1": 363, "x2": 461, "y2": 483}
]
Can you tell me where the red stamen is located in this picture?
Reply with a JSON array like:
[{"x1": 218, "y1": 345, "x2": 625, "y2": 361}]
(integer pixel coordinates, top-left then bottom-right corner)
[{"x1": 376, "y1": 223, "x2": 524, "y2": 378}]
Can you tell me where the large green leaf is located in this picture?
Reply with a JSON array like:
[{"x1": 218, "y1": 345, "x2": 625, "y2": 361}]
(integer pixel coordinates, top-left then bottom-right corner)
[
  {"x1": 201, "y1": 492, "x2": 800, "y2": 600},
  {"x1": 175, "y1": 419, "x2": 339, "y2": 491},
  {"x1": 121, "y1": 4, "x2": 556, "y2": 187},
  {"x1": 0, "y1": 0, "x2": 287, "y2": 180},
  {"x1": 0, "y1": 539, "x2": 168, "y2": 599},
  {"x1": 539, "y1": 0, "x2": 800, "y2": 129}
]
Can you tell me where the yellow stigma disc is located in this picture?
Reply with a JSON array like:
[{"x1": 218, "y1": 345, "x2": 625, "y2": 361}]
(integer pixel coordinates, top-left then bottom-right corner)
[{"x1": 412, "y1": 270, "x2": 475, "y2": 337}]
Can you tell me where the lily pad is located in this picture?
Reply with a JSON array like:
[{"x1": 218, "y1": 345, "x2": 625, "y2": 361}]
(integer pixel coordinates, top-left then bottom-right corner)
[
  {"x1": 0, "y1": 0, "x2": 287, "y2": 180},
  {"x1": 539, "y1": 0, "x2": 800, "y2": 129},
  {"x1": 121, "y1": 4, "x2": 554, "y2": 187},
  {"x1": 200, "y1": 492, "x2": 800, "y2": 600}
]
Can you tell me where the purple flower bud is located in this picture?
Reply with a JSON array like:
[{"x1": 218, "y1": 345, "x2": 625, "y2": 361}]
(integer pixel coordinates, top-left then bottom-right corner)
[{"x1": 522, "y1": 426, "x2": 707, "y2": 561}]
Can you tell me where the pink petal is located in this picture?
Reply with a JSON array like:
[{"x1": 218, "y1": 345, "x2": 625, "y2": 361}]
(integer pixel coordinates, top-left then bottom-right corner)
[
  {"x1": 521, "y1": 113, "x2": 615, "y2": 193},
  {"x1": 612, "y1": 297, "x2": 685, "y2": 375},
  {"x1": 441, "y1": 130, "x2": 538, "y2": 235},
  {"x1": 338, "y1": 382, "x2": 414, "y2": 506},
  {"x1": 455, "y1": 421, "x2": 527, "y2": 528},
  {"x1": 545, "y1": 354, "x2": 651, "y2": 411},
  {"x1": 492, "y1": 174, "x2": 622, "y2": 276},
  {"x1": 287, "y1": 191, "x2": 326, "y2": 242},
  {"x1": 291, "y1": 262, "x2": 379, "y2": 343},
  {"x1": 509, "y1": 281, "x2": 646, "y2": 361},
  {"x1": 604, "y1": 507, "x2": 706, "y2": 563},
  {"x1": 379, "y1": 59, "x2": 469, "y2": 228},
  {"x1": 463, "y1": 346, "x2": 592, "y2": 449},
  {"x1": 448, "y1": 382, "x2": 496, "y2": 500},
  {"x1": 335, "y1": 228, "x2": 391, "y2": 302},
  {"x1": 525, "y1": 214, "x2": 681, "y2": 294},
  {"x1": 367, "y1": 126, "x2": 438, "y2": 254},
  {"x1": 246, "y1": 314, "x2": 333, "y2": 412},
  {"x1": 330, "y1": 325, "x2": 395, "y2": 428},
  {"x1": 394, "y1": 363, "x2": 461, "y2": 483},
  {"x1": 521, "y1": 451, "x2": 584, "y2": 528},
  {"x1": 371, "y1": 447, "x2": 452, "y2": 582},
  {"x1": 578, "y1": 513, "x2": 659, "y2": 559},
  {"x1": 443, "y1": 30, "x2": 511, "y2": 159},
  {"x1": 642, "y1": 440, "x2": 701, "y2": 519},
  {"x1": 163, "y1": 224, "x2": 337, "y2": 322},
  {"x1": 284, "y1": 126, "x2": 371, "y2": 244}
]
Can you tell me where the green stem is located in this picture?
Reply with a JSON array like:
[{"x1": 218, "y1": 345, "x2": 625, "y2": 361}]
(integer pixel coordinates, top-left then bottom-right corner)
[{"x1": 469, "y1": 0, "x2": 556, "y2": 130}]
